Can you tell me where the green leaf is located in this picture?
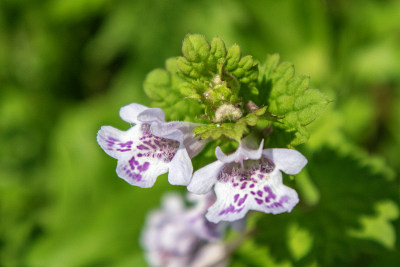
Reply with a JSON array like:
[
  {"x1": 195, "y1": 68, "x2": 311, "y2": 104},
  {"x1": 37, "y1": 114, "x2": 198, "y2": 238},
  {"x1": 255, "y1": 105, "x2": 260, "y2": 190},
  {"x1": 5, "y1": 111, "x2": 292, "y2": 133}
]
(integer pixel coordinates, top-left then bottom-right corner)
[
  {"x1": 225, "y1": 44, "x2": 241, "y2": 72},
  {"x1": 238, "y1": 106, "x2": 268, "y2": 126},
  {"x1": 208, "y1": 36, "x2": 226, "y2": 66},
  {"x1": 143, "y1": 69, "x2": 171, "y2": 101},
  {"x1": 261, "y1": 54, "x2": 328, "y2": 147},
  {"x1": 263, "y1": 53, "x2": 280, "y2": 77},
  {"x1": 348, "y1": 200, "x2": 399, "y2": 249},
  {"x1": 182, "y1": 34, "x2": 210, "y2": 62},
  {"x1": 193, "y1": 106, "x2": 271, "y2": 141},
  {"x1": 254, "y1": 148, "x2": 398, "y2": 266},
  {"x1": 176, "y1": 57, "x2": 202, "y2": 79},
  {"x1": 231, "y1": 239, "x2": 292, "y2": 267},
  {"x1": 193, "y1": 122, "x2": 247, "y2": 142},
  {"x1": 287, "y1": 223, "x2": 314, "y2": 261},
  {"x1": 143, "y1": 57, "x2": 203, "y2": 121}
]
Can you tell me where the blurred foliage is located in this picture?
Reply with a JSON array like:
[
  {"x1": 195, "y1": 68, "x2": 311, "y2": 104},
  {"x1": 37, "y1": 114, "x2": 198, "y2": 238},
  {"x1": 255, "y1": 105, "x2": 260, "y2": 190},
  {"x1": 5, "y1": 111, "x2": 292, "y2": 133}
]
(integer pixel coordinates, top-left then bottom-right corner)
[{"x1": 0, "y1": 0, "x2": 399, "y2": 266}]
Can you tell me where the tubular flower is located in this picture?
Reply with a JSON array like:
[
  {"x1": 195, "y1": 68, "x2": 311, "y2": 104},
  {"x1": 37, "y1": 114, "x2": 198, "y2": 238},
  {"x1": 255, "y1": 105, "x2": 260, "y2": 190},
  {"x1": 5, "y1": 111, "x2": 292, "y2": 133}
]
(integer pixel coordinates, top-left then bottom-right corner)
[
  {"x1": 188, "y1": 140, "x2": 307, "y2": 223},
  {"x1": 141, "y1": 193, "x2": 227, "y2": 267},
  {"x1": 97, "y1": 103, "x2": 205, "y2": 188}
]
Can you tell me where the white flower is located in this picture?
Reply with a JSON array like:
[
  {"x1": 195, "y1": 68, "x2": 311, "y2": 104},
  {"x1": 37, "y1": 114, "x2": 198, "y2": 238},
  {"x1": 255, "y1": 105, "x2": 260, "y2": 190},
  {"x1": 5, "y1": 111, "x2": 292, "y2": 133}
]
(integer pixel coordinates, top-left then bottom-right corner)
[
  {"x1": 97, "y1": 103, "x2": 205, "y2": 188},
  {"x1": 188, "y1": 140, "x2": 307, "y2": 223},
  {"x1": 141, "y1": 193, "x2": 227, "y2": 267}
]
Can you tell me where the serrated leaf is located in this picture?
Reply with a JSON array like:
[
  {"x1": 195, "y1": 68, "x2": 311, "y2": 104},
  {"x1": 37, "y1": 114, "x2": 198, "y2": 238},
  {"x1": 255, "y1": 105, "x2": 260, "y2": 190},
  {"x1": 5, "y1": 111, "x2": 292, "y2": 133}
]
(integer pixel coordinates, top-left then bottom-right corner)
[
  {"x1": 254, "y1": 148, "x2": 398, "y2": 266},
  {"x1": 182, "y1": 34, "x2": 210, "y2": 62},
  {"x1": 261, "y1": 53, "x2": 280, "y2": 81},
  {"x1": 254, "y1": 106, "x2": 268, "y2": 116},
  {"x1": 194, "y1": 122, "x2": 247, "y2": 142},
  {"x1": 348, "y1": 200, "x2": 399, "y2": 249},
  {"x1": 178, "y1": 82, "x2": 201, "y2": 99},
  {"x1": 225, "y1": 44, "x2": 241, "y2": 72},
  {"x1": 143, "y1": 69, "x2": 171, "y2": 101},
  {"x1": 209, "y1": 36, "x2": 226, "y2": 66},
  {"x1": 262, "y1": 55, "x2": 328, "y2": 147},
  {"x1": 232, "y1": 239, "x2": 292, "y2": 267},
  {"x1": 240, "y1": 113, "x2": 258, "y2": 126},
  {"x1": 232, "y1": 56, "x2": 253, "y2": 77},
  {"x1": 238, "y1": 106, "x2": 268, "y2": 126},
  {"x1": 176, "y1": 57, "x2": 202, "y2": 79},
  {"x1": 165, "y1": 57, "x2": 179, "y2": 73}
]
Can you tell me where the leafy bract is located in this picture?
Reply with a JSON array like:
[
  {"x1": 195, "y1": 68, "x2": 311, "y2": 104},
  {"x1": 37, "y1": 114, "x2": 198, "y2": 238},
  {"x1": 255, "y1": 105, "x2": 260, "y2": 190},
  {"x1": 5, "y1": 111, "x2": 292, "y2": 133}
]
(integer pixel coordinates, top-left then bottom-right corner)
[
  {"x1": 193, "y1": 106, "x2": 269, "y2": 141},
  {"x1": 261, "y1": 54, "x2": 329, "y2": 147}
]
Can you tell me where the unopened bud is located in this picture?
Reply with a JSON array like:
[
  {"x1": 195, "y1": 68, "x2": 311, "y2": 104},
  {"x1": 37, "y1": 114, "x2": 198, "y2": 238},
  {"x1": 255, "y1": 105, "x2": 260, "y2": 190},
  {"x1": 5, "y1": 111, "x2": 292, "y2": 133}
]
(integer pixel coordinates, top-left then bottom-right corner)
[{"x1": 214, "y1": 104, "x2": 242, "y2": 122}]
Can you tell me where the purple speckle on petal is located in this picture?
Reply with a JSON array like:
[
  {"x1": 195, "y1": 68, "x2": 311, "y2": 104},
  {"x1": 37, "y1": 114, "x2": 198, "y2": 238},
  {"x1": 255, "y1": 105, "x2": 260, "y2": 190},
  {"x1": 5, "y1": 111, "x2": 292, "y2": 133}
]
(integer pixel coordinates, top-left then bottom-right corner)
[
  {"x1": 122, "y1": 167, "x2": 142, "y2": 182},
  {"x1": 138, "y1": 161, "x2": 150, "y2": 172},
  {"x1": 240, "y1": 182, "x2": 247, "y2": 190},
  {"x1": 255, "y1": 198, "x2": 263, "y2": 205},
  {"x1": 128, "y1": 157, "x2": 138, "y2": 170},
  {"x1": 233, "y1": 194, "x2": 240, "y2": 203},
  {"x1": 249, "y1": 184, "x2": 255, "y2": 188},
  {"x1": 266, "y1": 196, "x2": 290, "y2": 209},
  {"x1": 119, "y1": 141, "x2": 133, "y2": 147},
  {"x1": 280, "y1": 195, "x2": 290, "y2": 203},
  {"x1": 143, "y1": 140, "x2": 157, "y2": 150},
  {"x1": 218, "y1": 204, "x2": 244, "y2": 216},
  {"x1": 233, "y1": 183, "x2": 239, "y2": 187},
  {"x1": 257, "y1": 190, "x2": 263, "y2": 197},
  {"x1": 264, "y1": 186, "x2": 277, "y2": 203},
  {"x1": 132, "y1": 173, "x2": 142, "y2": 181},
  {"x1": 137, "y1": 145, "x2": 149, "y2": 150},
  {"x1": 219, "y1": 204, "x2": 235, "y2": 215},
  {"x1": 237, "y1": 194, "x2": 248, "y2": 206}
]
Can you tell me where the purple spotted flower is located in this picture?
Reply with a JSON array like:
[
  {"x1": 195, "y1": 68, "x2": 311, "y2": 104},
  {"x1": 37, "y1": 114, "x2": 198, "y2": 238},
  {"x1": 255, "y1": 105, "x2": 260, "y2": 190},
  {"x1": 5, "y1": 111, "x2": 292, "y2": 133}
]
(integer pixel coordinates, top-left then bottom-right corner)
[
  {"x1": 188, "y1": 140, "x2": 307, "y2": 223},
  {"x1": 141, "y1": 193, "x2": 227, "y2": 267},
  {"x1": 97, "y1": 103, "x2": 205, "y2": 188}
]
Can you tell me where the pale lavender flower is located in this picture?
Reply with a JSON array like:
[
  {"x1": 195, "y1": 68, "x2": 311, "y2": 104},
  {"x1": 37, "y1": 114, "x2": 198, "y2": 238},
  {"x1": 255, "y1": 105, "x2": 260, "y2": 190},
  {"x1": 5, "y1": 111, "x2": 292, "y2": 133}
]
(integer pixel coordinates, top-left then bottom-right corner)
[
  {"x1": 97, "y1": 103, "x2": 205, "y2": 188},
  {"x1": 188, "y1": 140, "x2": 307, "y2": 223},
  {"x1": 141, "y1": 193, "x2": 227, "y2": 267}
]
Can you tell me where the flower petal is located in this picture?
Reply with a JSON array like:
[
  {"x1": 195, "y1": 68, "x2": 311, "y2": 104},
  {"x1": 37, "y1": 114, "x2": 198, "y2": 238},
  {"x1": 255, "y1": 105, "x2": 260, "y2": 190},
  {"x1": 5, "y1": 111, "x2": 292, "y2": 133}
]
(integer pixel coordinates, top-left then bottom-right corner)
[
  {"x1": 98, "y1": 123, "x2": 183, "y2": 187},
  {"x1": 216, "y1": 139, "x2": 264, "y2": 163},
  {"x1": 190, "y1": 243, "x2": 227, "y2": 267},
  {"x1": 206, "y1": 180, "x2": 250, "y2": 223},
  {"x1": 119, "y1": 103, "x2": 149, "y2": 124},
  {"x1": 206, "y1": 165, "x2": 299, "y2": 223},
  {"x1": 162, "y1": 193, "x2": 185, "y2": 213},
  {"x1": 150, "y1": 121, "x2": 184, "y2": 142},
  {"x1": 250, "y1": 169, "x2": 299, "y2": 214},
  {"x1": 151, "y1": 121, "x2": 207, "y2": 158},
  {"x1": 188, "y1": 161, "x2": 225, "y2": 194},
  {"x1": 178, "y1": 122, "x2": 207, "y2": 158},
  {"x1": 137, "y1": 107, "x2": 165, "y2": 123},
  {"x1": 168, "y1": 146, "x2": 193, "y2": 186},
  {"x1": 262, "y1": 148, "x2": 307, "y2": 175},
  {"x1": 97, "y1": 126, "x2": 138, "y2": 159},
  {"x1": 116, "y1": 152, "x2": 170, "y2": 188}
]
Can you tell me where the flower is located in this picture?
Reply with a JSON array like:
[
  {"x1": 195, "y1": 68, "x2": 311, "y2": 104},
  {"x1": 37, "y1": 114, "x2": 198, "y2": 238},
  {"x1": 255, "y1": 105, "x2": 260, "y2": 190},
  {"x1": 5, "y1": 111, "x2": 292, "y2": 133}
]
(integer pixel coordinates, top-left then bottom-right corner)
[
  {"x1": 97, "y1": 103, "x2": 205, "y2": 188},
  {"x1": 141, "y1": 193, "x2": 227, "y2": 267},
  {"x1": 188, "y1": 140, "x2": 307, "y2": 223}
]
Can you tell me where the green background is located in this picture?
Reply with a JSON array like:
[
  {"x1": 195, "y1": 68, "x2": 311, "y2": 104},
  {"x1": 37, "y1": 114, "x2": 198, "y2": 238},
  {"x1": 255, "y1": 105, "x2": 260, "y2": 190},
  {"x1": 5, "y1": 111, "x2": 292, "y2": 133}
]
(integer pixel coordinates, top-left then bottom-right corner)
[{"x1": 1, "y1": 0, "x2": 399, "y2": 266}]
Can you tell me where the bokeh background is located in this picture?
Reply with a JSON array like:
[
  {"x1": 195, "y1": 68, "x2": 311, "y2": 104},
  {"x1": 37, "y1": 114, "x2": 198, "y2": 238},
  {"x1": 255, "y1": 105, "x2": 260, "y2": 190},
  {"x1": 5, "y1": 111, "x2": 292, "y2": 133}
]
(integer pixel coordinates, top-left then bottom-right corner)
[{"x1": 1, "y1": 0, "x2": 399, "y2": 266}]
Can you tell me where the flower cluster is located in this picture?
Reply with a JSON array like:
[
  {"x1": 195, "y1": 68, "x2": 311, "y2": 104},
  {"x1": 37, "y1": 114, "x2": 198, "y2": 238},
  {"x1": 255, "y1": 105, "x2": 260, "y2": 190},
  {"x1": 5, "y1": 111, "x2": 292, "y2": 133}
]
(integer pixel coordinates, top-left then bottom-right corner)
[
  {"x1": 96, "y1": 34, "x2": 323, "y2": 267},
  {"x1": 97, "y1": 103, "x2": 307, "y2": 223}
]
